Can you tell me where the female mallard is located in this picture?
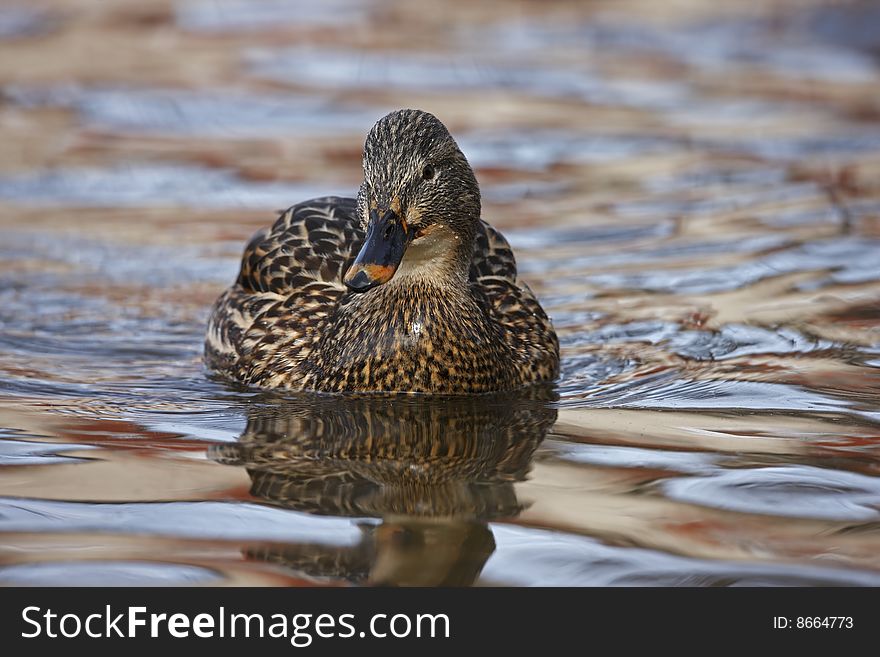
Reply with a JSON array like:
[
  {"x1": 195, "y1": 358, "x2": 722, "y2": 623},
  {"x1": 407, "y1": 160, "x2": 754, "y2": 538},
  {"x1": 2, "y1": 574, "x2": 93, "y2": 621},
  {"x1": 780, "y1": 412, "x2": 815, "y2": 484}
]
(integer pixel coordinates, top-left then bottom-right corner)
[{"x1": 205, "y1": 109, "x2": 559, "y2": 393}]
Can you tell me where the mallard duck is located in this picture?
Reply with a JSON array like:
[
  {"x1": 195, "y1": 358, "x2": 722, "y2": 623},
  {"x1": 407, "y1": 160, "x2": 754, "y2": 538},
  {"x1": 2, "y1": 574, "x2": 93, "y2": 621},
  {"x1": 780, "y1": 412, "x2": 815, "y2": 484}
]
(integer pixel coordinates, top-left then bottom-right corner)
[{"x1": 205, "y1": 109, "x2": 559, "y2": 393}]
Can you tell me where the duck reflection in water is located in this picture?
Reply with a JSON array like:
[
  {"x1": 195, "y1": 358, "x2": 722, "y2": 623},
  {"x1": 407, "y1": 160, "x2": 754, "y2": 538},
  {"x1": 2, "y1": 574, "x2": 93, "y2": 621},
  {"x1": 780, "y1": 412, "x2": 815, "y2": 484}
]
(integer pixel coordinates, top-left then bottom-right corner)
[{"x1": 210, "y1": 388, "x2": 556, "y2": 586}]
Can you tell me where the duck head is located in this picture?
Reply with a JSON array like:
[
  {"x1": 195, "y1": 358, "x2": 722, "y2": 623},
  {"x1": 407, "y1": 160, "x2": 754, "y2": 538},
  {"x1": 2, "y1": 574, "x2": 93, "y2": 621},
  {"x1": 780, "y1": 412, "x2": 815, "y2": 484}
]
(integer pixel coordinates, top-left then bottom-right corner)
[{"x1": 344, "y1": 109, "x2": 481, "y2": 292}]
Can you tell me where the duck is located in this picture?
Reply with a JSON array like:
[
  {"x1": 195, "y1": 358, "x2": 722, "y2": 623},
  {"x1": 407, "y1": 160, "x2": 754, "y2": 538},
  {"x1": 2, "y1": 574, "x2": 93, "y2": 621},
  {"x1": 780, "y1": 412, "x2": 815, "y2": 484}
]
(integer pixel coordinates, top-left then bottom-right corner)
[{"x1": 205, "y1": 109, "x2": 559, "y2": 393}]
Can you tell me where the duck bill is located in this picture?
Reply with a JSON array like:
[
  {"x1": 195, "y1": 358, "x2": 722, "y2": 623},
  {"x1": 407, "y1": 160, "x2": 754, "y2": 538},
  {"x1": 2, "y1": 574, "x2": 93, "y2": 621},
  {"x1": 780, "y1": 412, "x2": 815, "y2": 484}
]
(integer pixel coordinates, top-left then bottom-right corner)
[{"x1": 344, "y1": 208, "x2": 411, "y2": 292}]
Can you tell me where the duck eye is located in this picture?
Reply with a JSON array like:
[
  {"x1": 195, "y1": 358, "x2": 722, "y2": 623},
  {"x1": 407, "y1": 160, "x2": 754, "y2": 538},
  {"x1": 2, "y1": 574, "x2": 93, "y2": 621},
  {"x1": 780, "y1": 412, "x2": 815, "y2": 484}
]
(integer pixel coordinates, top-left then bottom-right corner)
[{"x1": 422, "y1": 165, "x2": 435, "y2": 181}]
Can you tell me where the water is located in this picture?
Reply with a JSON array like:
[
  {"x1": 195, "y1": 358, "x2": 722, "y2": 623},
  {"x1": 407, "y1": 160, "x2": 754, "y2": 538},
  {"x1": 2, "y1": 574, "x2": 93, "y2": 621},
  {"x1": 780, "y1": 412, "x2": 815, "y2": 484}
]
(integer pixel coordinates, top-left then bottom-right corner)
[{"x1": 1, "y1": 0, "x2": 879, "y2": 586}]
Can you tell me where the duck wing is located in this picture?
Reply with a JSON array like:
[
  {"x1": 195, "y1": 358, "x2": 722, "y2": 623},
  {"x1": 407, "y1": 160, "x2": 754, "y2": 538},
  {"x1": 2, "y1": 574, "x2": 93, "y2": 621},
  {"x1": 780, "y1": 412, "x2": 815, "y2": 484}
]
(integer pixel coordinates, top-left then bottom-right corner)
[
  {"x1": 205, "y1": 197, "x2": 362, "y2": 381},
  {"x1": 238, "y1": 196, "x2": 362, "y2": 295},
  {"x1": 469, "y1": 219, "x2": 517, "y2": 282},
  {"x1": 469, "y1": 220, "x2": 560, "y2": 376}
]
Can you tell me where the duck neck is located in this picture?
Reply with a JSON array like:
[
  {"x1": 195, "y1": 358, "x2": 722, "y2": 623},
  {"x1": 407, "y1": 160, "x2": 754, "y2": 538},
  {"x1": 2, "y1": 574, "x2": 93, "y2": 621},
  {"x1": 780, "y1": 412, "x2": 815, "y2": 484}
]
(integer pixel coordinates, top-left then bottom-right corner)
[{"x1": 393, "y1": 224, "x2": 473, "y2": 289}]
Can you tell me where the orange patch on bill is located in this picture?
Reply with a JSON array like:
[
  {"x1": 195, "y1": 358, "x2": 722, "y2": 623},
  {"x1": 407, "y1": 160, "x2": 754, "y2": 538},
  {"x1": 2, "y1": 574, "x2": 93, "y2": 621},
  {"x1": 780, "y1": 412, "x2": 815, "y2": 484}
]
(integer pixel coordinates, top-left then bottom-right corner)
[
  {"x1": 363, "y1": 263, "x2": 397, "y2": 283},
  {"x1": 345, "y1": 263, "x2": 397, "y2": 285}
]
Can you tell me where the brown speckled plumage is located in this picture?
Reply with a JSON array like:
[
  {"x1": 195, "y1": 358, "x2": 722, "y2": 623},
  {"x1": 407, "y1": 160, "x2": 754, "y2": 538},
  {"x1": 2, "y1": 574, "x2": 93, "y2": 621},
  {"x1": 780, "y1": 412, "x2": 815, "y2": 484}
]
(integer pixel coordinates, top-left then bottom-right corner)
[{"x1": 205, "y1": 109, "x2": 559, "y2": 393}]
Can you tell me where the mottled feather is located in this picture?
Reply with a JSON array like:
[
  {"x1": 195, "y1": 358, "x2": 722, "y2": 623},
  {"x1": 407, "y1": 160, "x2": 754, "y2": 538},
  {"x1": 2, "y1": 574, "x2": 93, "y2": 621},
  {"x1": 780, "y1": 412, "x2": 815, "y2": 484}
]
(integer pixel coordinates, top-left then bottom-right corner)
[{"x1": 206, "y1": 196, "x2": 558, "y2": 393}]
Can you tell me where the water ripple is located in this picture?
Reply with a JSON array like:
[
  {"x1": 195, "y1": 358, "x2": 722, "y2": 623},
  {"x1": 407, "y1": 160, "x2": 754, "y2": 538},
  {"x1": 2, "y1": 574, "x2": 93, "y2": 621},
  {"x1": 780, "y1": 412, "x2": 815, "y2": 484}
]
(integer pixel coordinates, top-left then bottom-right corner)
[
  {"x1": 663, "y1": 465, "x2": 880, "y2": 521},
  {"x1": 485, "y1": 525, "x2": 880, "y2": 586},
  {"x1": 0, "y1": 164, "x2": 346, "y2": 209},
  {"x1": 0, "y1": 561, "x2": 220, "y2": 586}
]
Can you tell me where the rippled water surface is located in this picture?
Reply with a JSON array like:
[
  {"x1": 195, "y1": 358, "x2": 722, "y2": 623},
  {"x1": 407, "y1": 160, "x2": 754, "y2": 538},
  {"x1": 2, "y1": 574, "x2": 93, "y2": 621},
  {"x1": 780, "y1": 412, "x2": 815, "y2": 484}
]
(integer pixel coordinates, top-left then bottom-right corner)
[{"x1": 1, "y1": 0, "x2": 880, "y2": 586}]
